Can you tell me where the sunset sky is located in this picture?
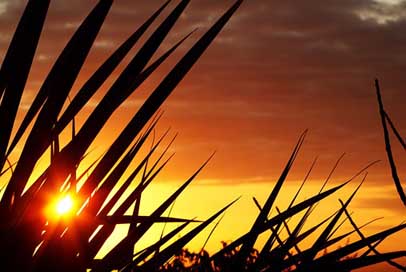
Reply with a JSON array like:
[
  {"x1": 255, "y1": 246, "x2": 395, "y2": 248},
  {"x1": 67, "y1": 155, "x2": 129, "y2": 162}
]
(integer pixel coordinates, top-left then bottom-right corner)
[{"x1": 1, "y1": 0, "x2": 406, "y2": 270}]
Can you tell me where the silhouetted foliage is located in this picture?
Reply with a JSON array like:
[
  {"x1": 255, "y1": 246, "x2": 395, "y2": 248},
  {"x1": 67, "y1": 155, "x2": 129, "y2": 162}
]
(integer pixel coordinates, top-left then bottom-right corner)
[
  {"x1": 160, "y1": 242, "x2": 259, "y2": 272},
  {"x1": 375, "y1": 79, "x2": 406, "y2": 206},
  {"x1": 0, "y1": 1, "x2": 405, "y2": 271},
  {"x1": 0, "y1": 0, "x2": 243, "y2": 271}
]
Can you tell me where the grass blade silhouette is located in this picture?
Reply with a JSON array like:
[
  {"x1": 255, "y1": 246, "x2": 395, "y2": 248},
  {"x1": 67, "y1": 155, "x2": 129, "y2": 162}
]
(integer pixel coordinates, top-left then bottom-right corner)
[
  {"x1": 237, "y1": 131, "x2": 306, "y2": 266},
  {"x1": 2, "y1": 0, "x2": 113, "y2": 206},
  {"x1": 72, "y1": 0, "x2": 242, "y2": 204},
  {"x1": 340, "y1": 199, "x2": 405, "y2": 270},
  {"x1": 97, "y1": 155, "x2": 214, "y2": 270},
  {"x1": 139, "y1": 198, "x2": 239, "y2": 271},
  {"x1": 53, "y1": 0, "x2": 172, "y2": 136},
  {"x1": 375, "y1": 79, "x2": 406, "y2": 205},
  {"x1": 0, "y1": 0, "x2": 49, "y2": 170}
]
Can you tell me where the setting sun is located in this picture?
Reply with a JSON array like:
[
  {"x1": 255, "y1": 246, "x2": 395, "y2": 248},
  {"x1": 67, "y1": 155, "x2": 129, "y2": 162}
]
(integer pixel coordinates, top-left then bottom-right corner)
[{"x1": 55, "y1": 195, "x2": 74, "y2": 216}]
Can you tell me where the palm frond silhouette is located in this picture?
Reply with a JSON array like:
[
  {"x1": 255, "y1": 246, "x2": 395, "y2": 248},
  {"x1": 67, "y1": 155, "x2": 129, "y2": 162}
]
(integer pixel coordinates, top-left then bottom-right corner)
[{"x1": 0, "y1": 1, "x2": 405, "y2": 271}]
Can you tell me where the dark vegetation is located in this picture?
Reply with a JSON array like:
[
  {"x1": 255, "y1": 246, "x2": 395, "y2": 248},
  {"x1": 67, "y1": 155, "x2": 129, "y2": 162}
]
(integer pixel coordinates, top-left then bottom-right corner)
[
  {"x1": 0, "y1": 0, "x2": 405, "y2": 271},
  {"x1": 375, "y1": 80, "x2": 406, "y2": 206}
]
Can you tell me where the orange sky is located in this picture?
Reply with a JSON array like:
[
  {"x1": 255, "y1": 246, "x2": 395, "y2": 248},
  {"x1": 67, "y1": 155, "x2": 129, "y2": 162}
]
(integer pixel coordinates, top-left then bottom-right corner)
[{"x1": 1, "y1": 0, "x2": 406, "y2": 271}]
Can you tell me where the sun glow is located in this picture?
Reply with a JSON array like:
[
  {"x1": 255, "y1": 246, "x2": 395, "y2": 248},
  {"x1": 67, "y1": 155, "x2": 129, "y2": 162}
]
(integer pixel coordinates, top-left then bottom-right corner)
[{"x1": 55, "y1": 195, "x2": 74, "y2": 216}]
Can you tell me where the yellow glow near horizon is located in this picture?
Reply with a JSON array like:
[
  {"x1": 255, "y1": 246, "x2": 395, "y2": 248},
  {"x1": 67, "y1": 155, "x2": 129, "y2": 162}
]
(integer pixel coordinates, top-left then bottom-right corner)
[{"x1": 55, "y1": 195, "x2": 74, "y2": 216}]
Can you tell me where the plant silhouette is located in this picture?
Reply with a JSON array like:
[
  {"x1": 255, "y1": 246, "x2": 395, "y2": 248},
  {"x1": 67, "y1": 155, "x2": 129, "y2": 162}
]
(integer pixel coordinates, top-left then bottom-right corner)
[
  {"x1": 0, "y1": 1, "x2": 405, "y2": 271},
  {"x1": 0, "y1": 0, "x2": 242, "y2": 270},
  {"x1": 375, "y1": 79, "x2": 406, "y2": 206}
]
